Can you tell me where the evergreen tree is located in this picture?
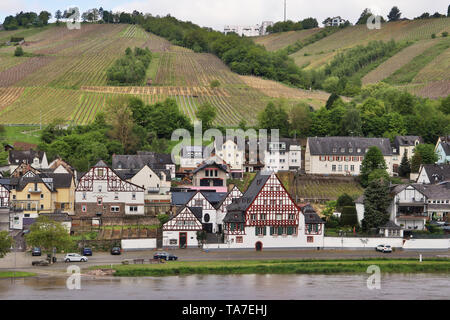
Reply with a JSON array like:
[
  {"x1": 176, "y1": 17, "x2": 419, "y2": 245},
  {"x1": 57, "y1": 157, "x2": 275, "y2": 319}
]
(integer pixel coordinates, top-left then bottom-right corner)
[
  {"x1": 388, "y1": 6, "x2": 401, "y2": 21},
  {"x1": 448, "y1": 4, "x2": 450, "y2": 17},
  {"x1": 196, "y1": 102, "x2": 217, "y2": 132},
  {"x1": 359, "y1": 146, "x2": 388, "y2": 187},
  {"x1": 361, "y1": 178, "x2": 391, "y2": 231},
  {"x1": 411, "y1": 152, "x2": 422, "y2": 173},
  {"x1": 325, "y1": 92, "x2": 339, "y2": 109},
  {"x1": 398, "y1": 152, "x2": 411, "y2": 177}
]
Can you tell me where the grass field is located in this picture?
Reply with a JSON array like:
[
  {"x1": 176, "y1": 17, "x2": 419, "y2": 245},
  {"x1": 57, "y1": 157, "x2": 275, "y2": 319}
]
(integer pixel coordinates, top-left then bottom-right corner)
[
  {"x1": 0, "y1": 271, "x2": 36, "y2": 278},
  {"x1": 90, "y1": 258, "x2": 450, "y2": 277},
  {"x1": 1, "y1": 125, "x2": 42, "y2": 145}
]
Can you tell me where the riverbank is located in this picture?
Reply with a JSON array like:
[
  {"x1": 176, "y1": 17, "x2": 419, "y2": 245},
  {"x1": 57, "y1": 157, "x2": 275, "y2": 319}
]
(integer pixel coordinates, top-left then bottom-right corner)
[
  {"x1": 90, "y1": 258, "x2": 450, "y2": 277},
  {"x1": 0, "y1": 271, "x2": 36, "y2": 278}
]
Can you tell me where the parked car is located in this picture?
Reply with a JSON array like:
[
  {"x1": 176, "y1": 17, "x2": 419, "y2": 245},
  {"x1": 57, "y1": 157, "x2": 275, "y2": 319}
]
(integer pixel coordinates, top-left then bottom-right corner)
[
  {"x1": 110, "y1": 247, "x2": 121, "y2": 255},
  {"x1": 153, "y1": 251, "x2": 178, "y2": 261},
  {"x1": 32, "y1": 260, "x2": 49, "y2": 266},
  {"x1": 382, "y1": 245, "x2": 392, "y2": 253},
  {"x1": 375, "y1": 244, "x2": 385, "y2": 252},
  {"x1": 64, "y1": 253, "x2": 88, "y2": 262},
  {"x1": 81, "y1": 247, "x2": 92, "y2": 256},
  {"x1": 31, "y1": 247, "x2": 41, "y2": 256}
]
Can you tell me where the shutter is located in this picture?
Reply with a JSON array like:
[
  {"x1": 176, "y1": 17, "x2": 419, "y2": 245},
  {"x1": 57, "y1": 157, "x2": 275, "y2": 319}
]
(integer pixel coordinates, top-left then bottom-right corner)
[
  {"x1": 278, "y1": 226, "x2": 283, "y2": 235},
  {"x1": 263, "y1": 226, "x2": 267, "y2": 235},
  {"x1": 255, "y1": 227, "x2": 258, "y2": 236},
  {"x1": 270, "y1": 226, "x2": 274, "y2": 235},
  {"x1": 287, "y1": 226, "x2": 293, "y2": 235}
]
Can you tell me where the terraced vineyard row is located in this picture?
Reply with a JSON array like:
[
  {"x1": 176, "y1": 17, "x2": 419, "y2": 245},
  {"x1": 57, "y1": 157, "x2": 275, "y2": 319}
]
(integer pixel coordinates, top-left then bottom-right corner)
[
  {"x1": 0, "y1": 87, "x2": 25, "y2": 111},
  {"x1": 253, "y1": 28, "x2": 322, "y2": 51}
]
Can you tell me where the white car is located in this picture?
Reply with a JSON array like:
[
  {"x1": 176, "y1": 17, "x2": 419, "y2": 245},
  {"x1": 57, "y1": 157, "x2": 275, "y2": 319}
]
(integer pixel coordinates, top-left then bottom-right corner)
[
  {"x1": 375, "y1": 244, "x2": 385, "y2": 252},
  {"x1": 382, "y1": 245, "x2": 392, "y2": 253},
  {"x1": 64, "y1": 253, "x2": 88, "y2": 262}
]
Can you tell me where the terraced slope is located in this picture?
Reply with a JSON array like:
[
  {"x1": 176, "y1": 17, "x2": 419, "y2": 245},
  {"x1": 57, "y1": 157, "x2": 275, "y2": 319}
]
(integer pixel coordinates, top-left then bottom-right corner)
[
  {"x1": 0, "y1": 24, "x2": 328, "y2": 126},
  {"x1": 253, "y1": 28, "x2": 321, "y2": 51},
  {"x1": 289, "y1": 18, "x2": 450, "y2": 70}
]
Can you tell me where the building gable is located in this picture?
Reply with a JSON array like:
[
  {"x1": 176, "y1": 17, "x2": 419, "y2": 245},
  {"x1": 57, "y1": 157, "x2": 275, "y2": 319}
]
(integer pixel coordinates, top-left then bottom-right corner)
[
  {"x1": 163, "y1": 207, "x2": 203, "y2": 231},
  {"x1": 186, "y1": 191, "x2": 215, "y2": 210},
  {"x1": 218, "y1": 186, "x2": 243, "y2": 211}
]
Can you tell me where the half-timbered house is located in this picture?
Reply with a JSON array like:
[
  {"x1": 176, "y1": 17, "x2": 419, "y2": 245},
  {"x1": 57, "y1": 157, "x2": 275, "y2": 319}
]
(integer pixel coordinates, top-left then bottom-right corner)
[
  {"x1": 223, "y1": 171, "x2": 324, "y2": 249},
  {"x1": 74, "y1": 160, "x2": 145, "y2": 220},
  {"x1": 162, "y1": 206, "x2": 203, "y2": 248},
  {"x1": 0, "y1": 181, "x2": 9, "y2": 208},
  {"x1": 214, "y1": 185, "x2": 243, "y2": 233}
]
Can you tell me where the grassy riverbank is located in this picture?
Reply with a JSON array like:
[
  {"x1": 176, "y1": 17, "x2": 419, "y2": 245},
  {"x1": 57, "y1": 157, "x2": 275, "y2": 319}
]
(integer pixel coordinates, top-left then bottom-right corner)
[
  {"x1": 91, "y1": 258, "x2": 450, "y2": 277},
  {"x1": 0, "y1": 271, "x2": 36, "y2": 279}
]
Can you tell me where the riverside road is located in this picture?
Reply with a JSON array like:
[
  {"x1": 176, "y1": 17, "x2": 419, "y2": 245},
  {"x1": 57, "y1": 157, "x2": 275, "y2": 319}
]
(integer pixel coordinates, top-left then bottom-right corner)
[{"x1": 1, "y1": 248, "x2": 449, "y2": 272}]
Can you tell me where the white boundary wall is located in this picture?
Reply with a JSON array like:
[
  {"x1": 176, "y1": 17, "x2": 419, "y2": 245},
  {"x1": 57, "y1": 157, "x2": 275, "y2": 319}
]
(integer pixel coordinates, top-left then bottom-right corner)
[
  {"x1": 121, "y1": 239, "x2": 156, "y2": 250},
  {"x1": 323, "y1": 237, "x2": 403, "y2": 248},
  {"x1": 402, "y1": 238, "x2": 450, "y2": 249}
]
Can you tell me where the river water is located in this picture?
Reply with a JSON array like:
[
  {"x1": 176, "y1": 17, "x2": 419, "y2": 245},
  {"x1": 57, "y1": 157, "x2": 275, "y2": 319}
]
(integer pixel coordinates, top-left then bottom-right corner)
[{"x1": 0, "y1": 274, "x2": 448, "y2": 300}]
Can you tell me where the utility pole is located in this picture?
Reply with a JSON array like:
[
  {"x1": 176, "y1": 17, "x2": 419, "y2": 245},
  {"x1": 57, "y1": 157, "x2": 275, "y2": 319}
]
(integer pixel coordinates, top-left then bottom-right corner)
[{"x1": 284, "y1": 0, "x2": 287, "y2": 22}]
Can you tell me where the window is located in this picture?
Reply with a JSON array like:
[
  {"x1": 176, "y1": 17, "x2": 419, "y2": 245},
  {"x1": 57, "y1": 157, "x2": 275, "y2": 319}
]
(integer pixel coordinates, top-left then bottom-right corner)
[
  {"x1": 114, "y1": 193, "x2": 119, "y2": 200},
  {"x1": 255, "y1": 227, "x2": 266, "y2": 236},
  {"x1": 307, "y1": 236, "x2": 314, "y2": 243},
  {"x1": 12, "y1": 195, "x2": 16, "y2": 200},
  {"x1": 260, "y1": 213, "x2": 266, "y2": 220},
  {"x1": 132, "y1": 192, "x2": 136, "y2": 200},
  {"x1": 195, "y1": 199, "x2": 203, "y2": 206},
  {"x1": 236, "y1": 236, "x2": 243, "y2": 243},
  {"x1": 338, "y1": 165, "x2": 342, "y2": 172},
  {"x1": 110, "y1": 206, "x2": 120, "y2": 212},
  {"x1": 250, "y1": 214, "x2": 256, "y2": 221},
  {"x1": 344, "y1": 165, "x2": 348, "y2": 171},
  {"x1": 170, "y1": 239, "x2": 178, "y2": 245},
  {"x1": 332, "y1": 165, "x2": 336, "y2": 172},
  {"x1": 214, "y1": 170, "x2": 218, "y2": 177},
  {"x1": 27, "y1": 194, "x2": 30, "y2": 199},
  {"x1": 288, "y1": 214, "x2": 295, "y2": 220},
  {"x1": 350, "y1": 165, "x2": 355, "y2": 172},
  {"x1": 40, "y1": 204, "x2": 44, "y2": 210},
  {"x1": 320, "y1": 156, "x2": 326, "y2": 161},
  {"x1": 349, "y1": 148, "x2": 353, "y2": 153},
  {"x1": 40, "y1": 194, "x2": 44, "y2": 199},
  {"x1": 97, "y1": 169, "x2": 104, "y2": 177},
  {"x1": 129, "y1": 206, "x2": 138, "y2": 212},
  {"x1": 82, "y1": 205, "x2": 87, "y2": 212},
  {"x1": 332, "y1": 148, "x2": 337, "y2": 153},
  {"x1": 276, "y1": 213, "x2": 282, "y2": 220},
  {"x1": 98, "y1": 185, "x2": 102, "y2": 192},
  {"x1": 97, "y1": 197, "x2": 102, "y2": 206},
  {"x1": 82, "y1": 192, "x2": 87, "y2": 200},
  {"x1": 340, "y1": 148, "x2": 345, "y2": 153}
]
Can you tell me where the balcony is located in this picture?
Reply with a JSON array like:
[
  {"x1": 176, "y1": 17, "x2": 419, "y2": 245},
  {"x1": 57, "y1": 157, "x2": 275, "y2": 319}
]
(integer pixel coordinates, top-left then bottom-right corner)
[
  {"x1": 28, "y1": 188, "x2": 41, "y2": 193},
  {"x1": 147, "y1": 187, "x2": 160, "y2": 194}
]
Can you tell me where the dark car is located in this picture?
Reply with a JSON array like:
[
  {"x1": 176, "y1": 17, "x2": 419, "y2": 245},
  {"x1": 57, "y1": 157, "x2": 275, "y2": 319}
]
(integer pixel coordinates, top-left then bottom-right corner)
[
  {"x1": 31, "y1": 247, "x2": 41, "y2": 256},
  {"x1": 32, "y1": 260, "x2": 49, "y2": 266},
  {"x1": 111, "y1": 247, "x2": 121, "y2": 255},
  {"x1": 153, "y1": 251, "x2": 178, "y2": 261},
  {"x1": 81, "y1": 247, "x2": 93, "y2": 256}
]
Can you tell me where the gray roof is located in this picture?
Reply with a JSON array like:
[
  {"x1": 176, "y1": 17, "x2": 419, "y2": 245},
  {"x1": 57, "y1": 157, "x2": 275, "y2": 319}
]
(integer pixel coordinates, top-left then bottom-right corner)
[
  {"x1": 193, "y1": 160, "x2": 228, "y2": 174},
  {"x1": 112, "y1": 152, "x2": 173, "y2": 170},
  {"x1": 391, "y1": 183, "x2": 450, "y2": 200},
  {"x1": 94, "y1": 160, "x2": 108, "y2": 167},
  {"x1": 394, "y1": 136, "x2": 422, "y2": 147},
  {"x1": 222, "y1": 211, "x2": 245, "y2": 223},
  {"x1": 302, "y1": 205, "x2": 324, "y2": 224},
  {"x1": 226, "y1": 171, "x2": 271, "y2": 213},
  {"x1": 40, "y1": 212, "x2": 71, "y2": 222},
  {"x1": 440, "y1": 142, "x2": 450, "y2": 156},
  {"x1": 202, "y1": 191, "x2": 228, "y2": 206},
  {"x1": 9, "y1": 150, "x2": 45, "y2": 165},
  {"x1": 214, "y1": 186, "x2": 242, "y2": 209},
  {"x1": 116, "y1": 167, "x2": 171, "y2": 182},
  {"x1": 171, "y1": 191, "x2": 196, "y2": 206},
  {"x1": 187, "y1": 207, "x2": 203, "y2": 220},
  {"x1": 420, "y1": 164, "x2": 450, "y2": 184},
  {"x1": 0, "y1": 179, "x2": 11, "y2": 191},
  {"x1": 13, "y1": 173, "x2": 73, "y2": 192},
  {"x1": 307, "y1": 136, "x2": 392, "y2": 156}
]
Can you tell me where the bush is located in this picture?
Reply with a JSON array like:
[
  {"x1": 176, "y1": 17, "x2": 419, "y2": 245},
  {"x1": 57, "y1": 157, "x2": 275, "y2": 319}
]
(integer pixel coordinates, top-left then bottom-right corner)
[
  {"x1": 442, "y1": 32, "x2": 449, "y2": 37},
  {"x1": 10, "y1": 37, "x2": 24, "y2": 42},
  {"x1": 14, "y1": 46, "x2": 24, "y2": 57},
  {"x1": 431, "y1": 33, "x2": 436, "y2": 39},
  {"x1": 340, "y1": 206, "x2": 358, "y2": 227},
  {"x1": 210, "y1": 80, "x2": 220, "y2": 88},
  {"x1": 325, "y1": 215, "x2": 340, "y2": 228},
  {"x1": 106, "y1": 47, "x2": 152, "y2": 85}
]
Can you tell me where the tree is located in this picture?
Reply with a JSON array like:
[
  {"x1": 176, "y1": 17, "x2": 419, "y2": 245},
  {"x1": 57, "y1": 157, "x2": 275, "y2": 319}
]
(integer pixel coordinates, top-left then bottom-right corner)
[
  {"x1": 257, "y1": 101, "x2": 290, "y2": 137},
  {"x1": 414, "y1": 144, "x2": 438, "y2": 164},
  {"x1": 398, "y1": 152, "x2": 411, "y2": 177},
  {"x1": 14, "y1": 46, "x2": 24, "y2": 57},
  {"x1": 38, "y1": 11, "x2": 51, "y2": 25},
  {"x1": 289, "y1": 103, "x2": 311, "y2": 137},
  {"x1": 388, "y1": 6, "x2": 401, "y2": 21},
  {"x1": 411, "y1": 152, "x2": 422, "y2": 173},
  {"x1": 0, "y1": 231, "x2": 13, "y2": 258},
  {"x1": 359, "y1": 146, "x2": 388, "y2": 187},
  {"x1": 25, "y1": 216, "x2": 73, "y2": 262},
  {"x1": 105, "y1": 96, "x2": 138, "y2": 153},
  {"x1": 55, "y1": 10, "x2": 62, "y2": 24},
  {"x1": 368, "y1": 168, "x2": 390, "y2": 184},
  {"x1": 336, "y1": 193, "x2": 354, "y2": 210},
  {"x1": 340, "y1": 206, "x2": 358, "y2": 227},
  {"x1": 448, "y1": 4, "x2": 450, "y2": 17},
  {"x1": 361, "y1": 178, "x2": 391, "y2": 231},
  {"x1": 356, "y1": 8, "x2": 373, "y2": 25},
  {"x1": 340, "y1": 107, "x2": 362, "y2": 136},
  {"x1": 440, "y1": 95, "x2": 450, "y2": 114},
  {"x1": 323, "y1": 77, "x2": 340, "y2": 95},
  {"x1": 196, "y1": 102, "x2": 217, "y2": 131}
]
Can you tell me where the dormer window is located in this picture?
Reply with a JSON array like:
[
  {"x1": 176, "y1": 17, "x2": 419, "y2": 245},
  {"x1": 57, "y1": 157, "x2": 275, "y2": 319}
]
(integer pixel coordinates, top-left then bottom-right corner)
[
  {"x1": 340, "y1": 148, "x2": 345, "y2": 153},
  {"x1": 357, "y1": 148, "x2": 361, "y2": 153},
  {"x1": 332, "y1": 148, "x2": 337, "y2": 153},
  {"x1": 349, "y1": 148, "x2": 353, "y2": 153}
]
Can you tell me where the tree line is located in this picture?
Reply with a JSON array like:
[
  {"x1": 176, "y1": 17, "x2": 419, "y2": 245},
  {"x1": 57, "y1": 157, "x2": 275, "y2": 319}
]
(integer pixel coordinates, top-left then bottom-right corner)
[
  {"x1": 2, "y1": 11, "x2": 51, "y2": 30},
  {"x1": 266, "y1": 18, "x2": 319, "y2": 33}
]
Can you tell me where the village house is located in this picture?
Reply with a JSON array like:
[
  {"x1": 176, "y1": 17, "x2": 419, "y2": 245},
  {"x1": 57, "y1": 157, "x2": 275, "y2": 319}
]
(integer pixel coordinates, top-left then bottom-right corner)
[
  {"x1": 356, "y1": 182, "x2": 450, "y2": 232},
  {"x1": 223, "y1": 171, "x2": 325, "y2": 250},
  {"x1": 0, "y1": 180, "x2": 10, "y2": 231},
  {"x1": 214, "y1": 136, "x2": 244, "y2": 178},
  {"x1": 323, "y1": 16, "x2": 347, "y2": 27},
  {"x1": 179, "y1": 145, "x2": 213, "y2": 173},
  {"x1": 435, "y1": 136, "x2": 450, "y2": 164},
  {"x1": 416, "y1": 164, "x2": 450, "y2": 184},
  {"x1": 8, "y1": 149, "x2": 49, "y2": 173},
  {"x1": 391, "y1": 136, "x2": 422, "y2": 173},
  {"x1": 192, "y1": 158, "x2": 229, "y2": 192},
  {"x1": 74, "y1": 160, "x2": 145, "y2": 223},
  {"x1": 305, "y1": 136, "x2": 394, "y2": 176},
  {"x1": 112, "y1": 152, "x2": 176, "y2": 179},
  {"x1": 264, "y1": 138, "x2": 302, "y2": 172}
]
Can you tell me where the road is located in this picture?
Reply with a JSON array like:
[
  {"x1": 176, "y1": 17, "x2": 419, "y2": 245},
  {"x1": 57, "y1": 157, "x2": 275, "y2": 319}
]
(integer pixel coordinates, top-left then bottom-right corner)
[{"x1": 1, "y1": 248, "x2": 449, "y2": 273}]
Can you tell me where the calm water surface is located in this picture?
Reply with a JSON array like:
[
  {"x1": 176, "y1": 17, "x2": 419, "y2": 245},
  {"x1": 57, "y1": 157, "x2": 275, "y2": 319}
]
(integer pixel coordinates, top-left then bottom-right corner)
[{"x1": 0, "y1": 274, "x2": 448, "y2": 300}]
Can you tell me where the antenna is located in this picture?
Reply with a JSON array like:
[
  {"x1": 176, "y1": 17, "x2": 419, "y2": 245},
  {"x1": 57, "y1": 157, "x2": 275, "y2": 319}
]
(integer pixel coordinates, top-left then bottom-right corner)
[{"x1": 284, "y1": 0, "x2": 287, "y2": 22}]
